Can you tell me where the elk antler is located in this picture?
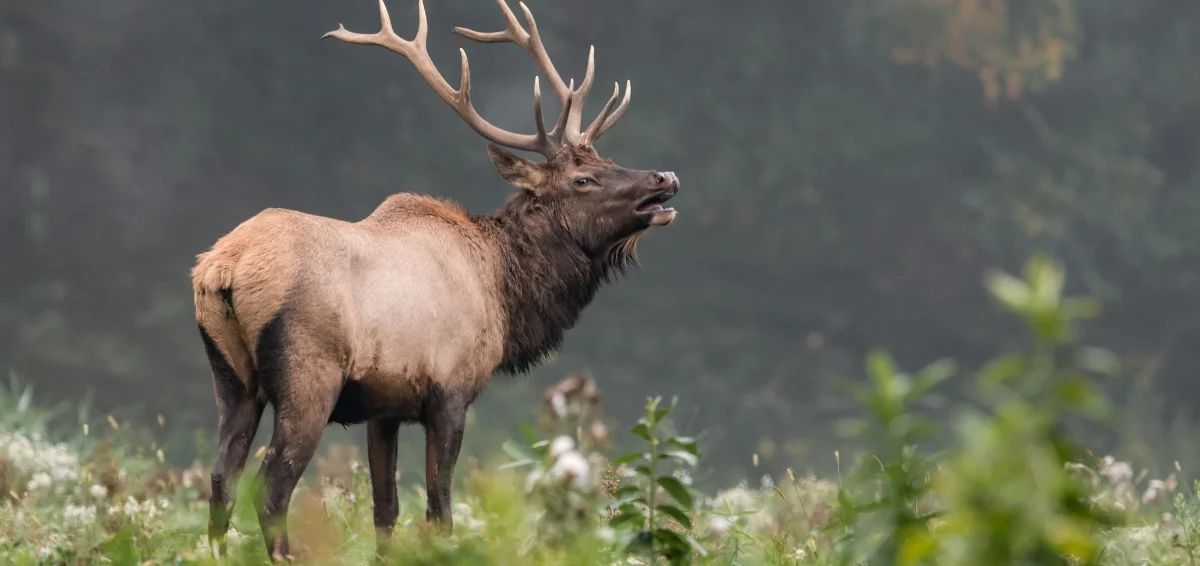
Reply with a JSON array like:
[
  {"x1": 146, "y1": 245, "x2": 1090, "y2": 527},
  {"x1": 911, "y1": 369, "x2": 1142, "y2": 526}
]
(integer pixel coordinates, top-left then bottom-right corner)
[
  {"x1": 451, "y1": 0, "x2": 630, "y2": 146},
  {"x1": 324, "y1": 0, "x2": 576, "y2": 156}
]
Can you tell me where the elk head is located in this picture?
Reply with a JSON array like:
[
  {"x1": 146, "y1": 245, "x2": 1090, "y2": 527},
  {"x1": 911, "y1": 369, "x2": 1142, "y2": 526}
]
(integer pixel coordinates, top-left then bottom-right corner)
[{"x1": 323, "y1": 0, "x2": 678, "y2": 258}]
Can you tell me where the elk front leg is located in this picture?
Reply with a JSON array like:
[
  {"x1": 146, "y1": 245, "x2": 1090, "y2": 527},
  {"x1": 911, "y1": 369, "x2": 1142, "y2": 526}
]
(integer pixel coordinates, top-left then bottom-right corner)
[
  {"x1": 422, "y1": 392, "x2": 468, "y2": 532},
  {"x1": 367, "y1": 418, "x2": 401, "y2": 557}
]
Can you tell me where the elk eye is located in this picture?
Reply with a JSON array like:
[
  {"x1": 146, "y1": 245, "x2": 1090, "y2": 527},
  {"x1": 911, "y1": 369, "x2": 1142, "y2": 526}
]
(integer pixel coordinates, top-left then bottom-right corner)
[{"x1": 574, "y1": 177, "x2": 593, "y2": 187}]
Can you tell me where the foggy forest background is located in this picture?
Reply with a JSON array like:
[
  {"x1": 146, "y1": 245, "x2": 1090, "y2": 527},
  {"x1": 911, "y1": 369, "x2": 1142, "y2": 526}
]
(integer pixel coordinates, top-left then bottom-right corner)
[{"x1": 3, "y1": 0, "x2": 1199, "y2": 488}]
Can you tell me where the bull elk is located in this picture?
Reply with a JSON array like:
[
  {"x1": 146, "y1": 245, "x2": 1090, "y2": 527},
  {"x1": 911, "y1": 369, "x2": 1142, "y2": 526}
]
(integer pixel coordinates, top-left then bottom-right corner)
[{"x1": 191, "y1": 0, "x2": 679, "y2": 559}]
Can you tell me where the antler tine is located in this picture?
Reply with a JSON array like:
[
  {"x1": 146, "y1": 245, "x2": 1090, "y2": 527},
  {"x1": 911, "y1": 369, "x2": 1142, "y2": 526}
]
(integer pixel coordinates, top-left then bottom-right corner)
[
  {"x1": 548, "y1": 79, "x2": 575, "y2": 147},
  {"x1": 453, "y1": 0, "x2": 630, "y2": 147},
  {"x1": 589, "y1": 80, "x2": 631, "y2": 144},
  {"x1": 325, "y1": 0, "x2": 560, "y2": 155},
  {"x1": 562, "y1": 46, "x2": 596, "y2": 142},
  {"x1": 533, "y1": 77, "x2": 548, "y2": 142},
  {"x1": 580, "y1": 81, "x2": 622, "y2": 145},
  {"x1": 452, "y1": 0, "x2": 573, "y2": 104},
  {"x1": 532, "y1": 76, "x2": 576, "y2": 152}
]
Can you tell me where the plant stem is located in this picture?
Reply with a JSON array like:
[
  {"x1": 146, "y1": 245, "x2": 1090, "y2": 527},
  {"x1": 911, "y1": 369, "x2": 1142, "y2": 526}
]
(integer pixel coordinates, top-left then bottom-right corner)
[{"x1": 647, "y1": 402, "x2": 659, "y2": 566}]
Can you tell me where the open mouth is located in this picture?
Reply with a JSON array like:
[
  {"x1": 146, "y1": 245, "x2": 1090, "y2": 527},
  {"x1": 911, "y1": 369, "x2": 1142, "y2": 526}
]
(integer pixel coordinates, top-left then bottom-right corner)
[{"x1": 635, "y1": 193, "x2": 677, "y2": 226}]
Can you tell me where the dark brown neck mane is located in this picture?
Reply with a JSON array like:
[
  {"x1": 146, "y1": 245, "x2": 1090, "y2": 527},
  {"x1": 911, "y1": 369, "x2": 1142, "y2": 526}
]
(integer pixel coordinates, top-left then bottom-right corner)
[{"x1": 473, "y1": 192, "x2": 638, "y2": 375}]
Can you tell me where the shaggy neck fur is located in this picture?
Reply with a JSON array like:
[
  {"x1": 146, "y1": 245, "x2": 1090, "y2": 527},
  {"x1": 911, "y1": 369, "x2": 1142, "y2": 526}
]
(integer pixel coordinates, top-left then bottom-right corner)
[{"x1": 473, "y1": 192, "x2": 640, "y2": 375}]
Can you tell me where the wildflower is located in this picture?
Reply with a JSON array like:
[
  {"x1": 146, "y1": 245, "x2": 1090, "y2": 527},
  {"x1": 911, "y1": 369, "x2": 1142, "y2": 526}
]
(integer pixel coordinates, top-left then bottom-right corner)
[
  {"x1": 1142, "y1": 475, "x2": 1178, "y2": 504},
  {"x1": 792, "y1": 547, "x2": 807, "y2": 560},
  {"x1": 549, "y1": 435, "x2": 575, "y2": 459},
  {"x1": 1099, "y1": 456, "x2": 1133, "y2": 485},
  {"x1": 63, "y1": 504, "x2": 97, "y2": 524},
  {"x1": 525, "y1": 469, "x2": 545, "y2": 493},
  {"x1": 549, "y1": 392, "x2": 567, "y2": 419},
  {"x1": 707, "y1": 515, "x2": 731, "y2": 536},
  {"x1": 674, "y1": 468, "x2": 693, "y2": 486},
  {"x1": 596, "y1": 526, "x2": 615, "y2": 542},
  {"x1": 90, "y1": 484, "x2": 108, "y2": 499},
  {"x1": 27, "y1": 472, "x2": 52, "y2": 492},
  {"x1": 550, "y1": 450, "x2": 592, "y2": 491},
  {"x1": 710, "y1": 484, "x2": 758, "y2": 514},
  {"x1": 760, "y1": 474, "x2": 774, "y2": 490},
  {"x1": 452, "y1": 502, "x2": 486, "y2": 530}
]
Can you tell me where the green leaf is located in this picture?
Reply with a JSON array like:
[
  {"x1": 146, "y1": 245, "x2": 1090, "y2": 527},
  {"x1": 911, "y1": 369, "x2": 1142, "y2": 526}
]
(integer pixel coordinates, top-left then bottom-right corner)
[
  {"x1": 666, "y1": 437, "x2": 699, "y2": 456},
  {"x1": 613, "y1": 484, "x2": 641, "y2": 498},
  {"x1": 655, "y1": 503, "x2": 693, "y2": 529},
  {"x1": 497, "y1": 459, "x2": 536, "y2": 471},
  {"x1": 608, "y1": 510, "x2": 645, "y2": 530},
  {"x1": 611, "y1": 452, "x2": 645, "y2": 466},
  {"x1": 519, "y1": 422, "x2": 540, "y2": 446},
  {"x1": 659, "y1": 449, "x2": 698, "y2": 467},
  {"x1": 656, "y1": 476, "x2": 694, "y2": 508},
  {"x1": 501, "y1": 440, "x2": 538, "y2": 464},
  {"x1": 977, "y1": 353, "x2": 1027, "y2": 390},
  {"x1": 866, "y1": 350, "x2": 899, "y2": 385},
  {"x1": 630, "y1": 423, "x2": 653, "y2": 442},
  {"x1": 984, "y1": 269, "x2": 1032, "y2": 314},
  {"x1": 909, "y1": 358, "x2": 956, "y2": 400},
  {"x1": 652, "y1": 528, "x2": 693, "y2": 558}
]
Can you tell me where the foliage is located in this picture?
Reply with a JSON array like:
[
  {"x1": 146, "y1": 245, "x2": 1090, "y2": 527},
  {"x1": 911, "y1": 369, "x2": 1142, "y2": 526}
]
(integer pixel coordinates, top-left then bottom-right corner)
[
  {"x1": 7, "y1": 257, "x2": 1200, "y2": 565},
  {"x1": 607, "y1": 396, "x2": 704, "y2": 565}
]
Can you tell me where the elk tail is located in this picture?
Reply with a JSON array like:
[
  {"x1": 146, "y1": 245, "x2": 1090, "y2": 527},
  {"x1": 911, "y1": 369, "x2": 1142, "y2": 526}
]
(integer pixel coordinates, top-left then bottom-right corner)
[{"x1": 192, "y1": 249, "x2": 255, "y2": 389}]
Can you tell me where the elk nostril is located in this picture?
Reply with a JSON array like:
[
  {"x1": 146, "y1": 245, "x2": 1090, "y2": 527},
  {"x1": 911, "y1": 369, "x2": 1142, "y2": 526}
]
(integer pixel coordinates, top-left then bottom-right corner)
[{"x1": 653, "y1": 172, "x2": 666, "y2": 185}]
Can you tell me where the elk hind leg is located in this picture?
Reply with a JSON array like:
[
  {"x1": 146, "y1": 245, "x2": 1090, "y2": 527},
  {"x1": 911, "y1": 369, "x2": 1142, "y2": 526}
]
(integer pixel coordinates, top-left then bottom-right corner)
[
  {"x1": 201, "y1": 327, "x2": 265, "y2": 556},
  {"x1": 254, "y1": 356, "x2": 340, "y2": 561}
]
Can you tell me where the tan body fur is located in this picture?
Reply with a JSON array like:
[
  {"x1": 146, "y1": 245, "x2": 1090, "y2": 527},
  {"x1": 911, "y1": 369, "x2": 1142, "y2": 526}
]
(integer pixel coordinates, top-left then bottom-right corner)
[{"x1": 194, "y1": 195, "x2": 504, "y2": 421}]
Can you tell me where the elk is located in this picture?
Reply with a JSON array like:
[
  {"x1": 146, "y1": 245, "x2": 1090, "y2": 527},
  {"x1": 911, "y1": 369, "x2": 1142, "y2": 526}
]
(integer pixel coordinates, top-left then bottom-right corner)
[{"x1": 191, "y1": 0, "x2": 678, "y2": 560}]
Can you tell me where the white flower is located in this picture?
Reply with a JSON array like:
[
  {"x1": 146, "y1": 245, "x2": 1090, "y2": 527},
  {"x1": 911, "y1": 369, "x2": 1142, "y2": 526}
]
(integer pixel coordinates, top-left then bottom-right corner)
[
  {"x1": 596, "y1": 526, "x2": 615, "y2": 542},
  {"x1": 90, "y1": 484, "x2": 109, "y2": 499},
  {"x1": 792, "y1": 547, "x2": 807, "y2": 560},
  {"x1": 549, "y1": 435, "x2": 575, "y2": 459},
  {"x1": 550, "y1": 450, "x2": 592, "y2": 491},
  {"x1": 674, "y1": 469, "x2": 693, "y2": 486},
  {"x1": 27, "y1": 472, "x2": 52, "y2": 492},
  {"x1": 707, "y1": 515, "x2": 732, "y2": 536},
  {"x1": 549, "y1": 392, "x2": 567, "y2": 418},
  {"x1": 63, "y1": 504, "x2": 97, "y2": 524},
  {"x1": 1099, "y1": 456, "x2": 1133, "y2": 485},
  {"x1": 710, "y1": 485, "x2": 758, "y2": 514},
  {"x1": 525, "y1": 469, "x2": 545, "y2": 493},
  {"x1": 452, "y1": 502, "x2": 486, "y2": 530},
  {"x1": 760, "y1": 474, "x2": 775, "y2": 490}
]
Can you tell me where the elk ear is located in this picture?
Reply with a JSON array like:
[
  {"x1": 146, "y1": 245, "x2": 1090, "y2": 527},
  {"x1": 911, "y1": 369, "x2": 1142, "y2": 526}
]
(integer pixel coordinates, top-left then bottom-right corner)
[{"x1": 488, "y1": 144, "x2": 546, "y2": 192}]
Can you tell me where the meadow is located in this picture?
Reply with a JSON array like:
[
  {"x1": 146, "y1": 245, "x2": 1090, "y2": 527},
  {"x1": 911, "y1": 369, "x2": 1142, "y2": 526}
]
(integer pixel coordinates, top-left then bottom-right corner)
[{"x1": 3, "y1": 255, "x2": 1200, "y2": 565}]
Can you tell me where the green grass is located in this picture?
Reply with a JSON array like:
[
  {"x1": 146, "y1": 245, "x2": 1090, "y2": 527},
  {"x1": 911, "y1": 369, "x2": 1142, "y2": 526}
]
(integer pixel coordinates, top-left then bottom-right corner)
[{"x1": 5, "y1": 254, "x2": 1200, "y2": 565}]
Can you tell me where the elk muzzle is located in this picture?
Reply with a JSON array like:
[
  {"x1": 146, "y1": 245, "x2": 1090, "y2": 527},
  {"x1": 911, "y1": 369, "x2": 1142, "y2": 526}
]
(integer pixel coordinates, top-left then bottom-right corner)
[{"x1": 635, "y1": 171, "x2": 679, "y2": 226}]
